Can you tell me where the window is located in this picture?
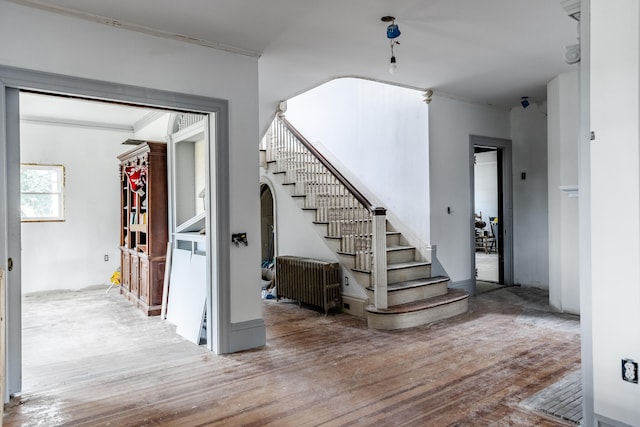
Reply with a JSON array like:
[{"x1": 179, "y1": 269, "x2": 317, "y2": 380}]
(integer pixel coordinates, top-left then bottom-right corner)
[{"x1": 20, "y1": 164, "x2": 65, "y2": 222}]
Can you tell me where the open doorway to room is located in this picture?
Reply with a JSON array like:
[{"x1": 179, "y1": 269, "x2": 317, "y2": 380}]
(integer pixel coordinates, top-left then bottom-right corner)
[
  {"x1": 259, "y1": 183, "x2": 276, "y2": 299},
  {"x1": 471, "y1": 135, "x2": 514, "y2": 294},
  {"x1": 474, "y1": 147, "x2": 500, "y2": 285},
  {"x1": 1, "y1": 70, "x2": 236, "y2": 399},
  {"x1": 16, "y1": 91, "x2": 211, "y2": 395}
]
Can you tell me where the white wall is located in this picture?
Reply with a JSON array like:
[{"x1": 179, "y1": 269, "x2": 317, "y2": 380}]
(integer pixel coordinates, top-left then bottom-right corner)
[
  {"x1": 474, "y1": 151, "x2": 498, "y2": 225},
  {"x1": 286, "y1": 78, "x2": 430, "y2": 248},
  {"x1": 547, "y1": 71, "x2": 580, "y2": 314},
  {"x1": 20, "y1": 122, "x2": 130, "y2": 293},
  {"x1": 590, "y1": 0, "x2": 640, "y2": 424},
  {"x1": 0, "y1": 2, "x2": 261, "y2": 325},
  {"x1": 510, "y1": 103, "x2": 550, "y2": 288},
  {"x1": 429, "y1": 95, "x2": 510, "y2": 286}
]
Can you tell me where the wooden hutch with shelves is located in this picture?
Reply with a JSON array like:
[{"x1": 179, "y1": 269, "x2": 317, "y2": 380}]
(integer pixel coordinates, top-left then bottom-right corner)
[{"x1": 118, "y1": 141, "x2": 168, "y2": 316}]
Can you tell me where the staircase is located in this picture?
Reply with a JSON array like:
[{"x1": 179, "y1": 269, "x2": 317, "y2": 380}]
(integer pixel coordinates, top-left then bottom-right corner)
[{"x1": 262, "y1": 115, "x2": 469, "y2": 330}]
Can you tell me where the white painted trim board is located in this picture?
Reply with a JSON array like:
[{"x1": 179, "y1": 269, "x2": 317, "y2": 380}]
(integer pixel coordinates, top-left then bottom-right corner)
[{"x1": 166, "y1": 249, "x2": 207, "y2": 344}]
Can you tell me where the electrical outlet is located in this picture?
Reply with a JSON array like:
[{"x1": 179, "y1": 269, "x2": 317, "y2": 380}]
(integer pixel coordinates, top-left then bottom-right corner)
[
  {"x1": 622, "y1": 359, "x2": 638, "y2": 384},
  {"x1": 104, "y1": 254, "x2": 109, "y2": 262}
]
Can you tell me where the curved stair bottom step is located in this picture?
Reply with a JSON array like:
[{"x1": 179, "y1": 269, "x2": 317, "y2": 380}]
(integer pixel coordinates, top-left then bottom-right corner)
[{"x1": 365, "y1": 290, "x2": 469, "y2": 330}]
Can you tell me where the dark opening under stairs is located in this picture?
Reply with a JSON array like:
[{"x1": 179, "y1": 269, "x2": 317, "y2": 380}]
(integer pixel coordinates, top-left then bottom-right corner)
[{"x1": 261, "y1": 115, "x2": 468, "y2": 329}]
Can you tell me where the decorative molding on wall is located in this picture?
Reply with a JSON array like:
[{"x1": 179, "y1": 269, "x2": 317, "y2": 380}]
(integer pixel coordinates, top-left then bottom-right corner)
[
  {"x1": 8, "y1": 0, "x2": 260, "y2": 57},
  {"x1": 20, "y1": 115, "x2": 134, "y2": 132},
  {"x1": 133, "y1": 111, "x2": 167, "y2": 133},
  {"x1": 560, "y1": 0, "x2": 581, "y2": 21},
  {"x1": 560, "y1": 0, "x2": 581, "y2": 64},
  {"x1": 565, "y1": 44, "x2": 581, "y2": 64}
]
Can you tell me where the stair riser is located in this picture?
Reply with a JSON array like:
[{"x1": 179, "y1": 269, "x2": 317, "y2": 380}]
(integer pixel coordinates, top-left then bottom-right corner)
[
  {"x1": 285, "y1": 172, "x2": 335, "y2": 186},
  {"x1": 273, "y1": 158, "x2": 316, "y2": 171},
  {"x1": 366, "y1": 282, "x2": 449, "y2": 306},
  {"x1": 328, "y1": 223, "x2": 371, "y2": 239},
  {"x1": 339, "y1": 234, "x2": 371, "y2": 252},
  {"x1": 387, "y1": 265, "x2": 432, "y2": 284},
  {"x1": 387, "y1": 248, "x2": 415, "y2": 264},
  {"x1": 301, "y1": 209, "x2": 316, "y2": 222},
  {"x1": 305, "y1": 194, "x2": 363, "y2": 209},
  {"x1": 315, "y1": 208, "x2": 369, "y2": 222},
  {"x1": 351, "y1": 269, "x2": 372, "y2": 287},
  {"x1": 293, "y1": 197, "x2": 306, "y2": 209},
  {"x1": 338, "y1": 253, "x2": 355, "y2": 270},
  {"x1": 324, "y1": 238, "x2": 341, "y2": 252},
  {"x1": 313, "y1": 222, "x2": 328, "y2": 235},
  {"x1": 386, "y1": 233, "x2": 400, "y2": 247},
  {"x1": 366, "y1": 298, "x2": 468, "y2": 330},
  {"x1": 302, "y1": 182, "x2": 344, "y2": 193}
]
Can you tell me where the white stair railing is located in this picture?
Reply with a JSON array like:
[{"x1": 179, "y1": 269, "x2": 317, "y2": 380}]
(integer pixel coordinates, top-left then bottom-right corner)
[{"x1": 265, "y1": 115, "x2": 388, "y2": 308}]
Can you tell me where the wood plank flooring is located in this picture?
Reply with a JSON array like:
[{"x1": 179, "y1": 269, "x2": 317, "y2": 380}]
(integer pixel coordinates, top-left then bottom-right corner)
[{"x1": 4, "y1": 285, "x2": 580, "y2": 426}]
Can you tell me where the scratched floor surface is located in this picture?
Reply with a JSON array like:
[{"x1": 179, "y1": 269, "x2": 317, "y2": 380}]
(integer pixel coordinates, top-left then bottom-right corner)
[{"x1": 4, "y1": 285, "x2": 580, "y2": 426}]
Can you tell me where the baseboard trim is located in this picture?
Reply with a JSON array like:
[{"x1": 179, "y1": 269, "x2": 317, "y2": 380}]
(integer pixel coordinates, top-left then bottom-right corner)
[
  {"x1": 341, "y1": 295, "x2": 366, "y2": 318},
  {"x1": 595, "y1": 413, "x2": 636, "y2": 427},
  {"x1": 229, "y1": 319, "x2": 266, "y2": 353}
]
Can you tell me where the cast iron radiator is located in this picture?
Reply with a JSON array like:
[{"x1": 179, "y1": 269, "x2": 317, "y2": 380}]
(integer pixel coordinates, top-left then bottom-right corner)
[{"x1": 275, "y1": 256, "x2": 341, "y2": 315}]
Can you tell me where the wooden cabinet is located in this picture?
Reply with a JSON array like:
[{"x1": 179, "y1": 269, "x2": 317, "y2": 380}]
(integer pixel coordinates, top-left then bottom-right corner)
[
  {"x1": 121, "y1": 250, "x2": 131, "y2": 293},
  {"x1": 130, "y1": 253, "x2": 140, "y2": 298},
  {"x1": 118, "y1": 141, "x2": 168, "y2": 316},
  {"x1": 139, "y1": 255, "x2": 149, "y2": 304}
]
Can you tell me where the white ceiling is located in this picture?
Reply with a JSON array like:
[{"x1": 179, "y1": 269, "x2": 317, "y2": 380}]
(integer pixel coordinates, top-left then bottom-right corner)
[
  {"x1": 13, "y1": 0, "x2": 579, "y2": 124},
  {"x1": 19, "y1": 92, "x2": 162, "y2": 133}
]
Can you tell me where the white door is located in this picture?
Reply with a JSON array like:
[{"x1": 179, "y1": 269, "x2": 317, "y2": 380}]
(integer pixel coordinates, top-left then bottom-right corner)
[{"x1": 0, "y1": 84, "x2": 22, "y2": 399}]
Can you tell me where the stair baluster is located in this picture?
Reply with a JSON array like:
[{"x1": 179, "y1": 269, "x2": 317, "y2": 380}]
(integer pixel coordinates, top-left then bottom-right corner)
[{"x1": 267, "y1": 116, "x2": 388, "y2": 308}]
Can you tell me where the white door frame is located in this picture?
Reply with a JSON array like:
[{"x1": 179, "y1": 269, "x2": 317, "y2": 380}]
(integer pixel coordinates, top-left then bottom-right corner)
[
  {"x1": 0, "y1": 84, "x2": 22, "y2": 399},
  {"x1": 0, "y1": 65, "x2": 233, "y2": 399}
]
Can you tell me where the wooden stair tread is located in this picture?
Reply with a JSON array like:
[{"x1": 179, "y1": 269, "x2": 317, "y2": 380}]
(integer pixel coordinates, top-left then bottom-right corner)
[
  {"x1": 366, "y1": 276, "x2": 449, "y2": 293},
  {"x1": 337, "y1": 251, "x2": 354, "y2": 257},
  {"x1": 365, "y1": 289, "x2": 469, "y2": 314},
  {"x1": 337, "y1": 247, "x2": 412, "y2": 256},
  {"x1": 352, "y1": 259, "x2": 429, "y2": 274},
  {"x1": 386, "y1": 245, "x2": 414, "y2": 252},
  {"x1": 387, "y1": 260, "x2": 431, "y2": 270}
]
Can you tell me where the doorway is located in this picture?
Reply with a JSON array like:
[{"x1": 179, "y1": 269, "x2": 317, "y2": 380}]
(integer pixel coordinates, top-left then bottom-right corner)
[
  {"x1": 474, "y1": 147, "x2": 500, "y2": 283},
  {"x1": 259, "y1": 182, "x2": 276, "y2": 299},
  {"x1": 260, "y1": 183, "x2": 275, "y2": 268},
  {"x1": 470, "y1": 135, "x2": 513, "y2": 294},
  {"x1": 0, "y1": 66, "x2": 231, "y2": 398},
  {"x1": 17, "y1": 92, "x2": 199, "y2": 393}
]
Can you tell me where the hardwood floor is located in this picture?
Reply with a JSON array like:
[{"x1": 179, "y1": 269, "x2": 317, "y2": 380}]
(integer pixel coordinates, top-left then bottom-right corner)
[{"x1": 4, "y1": 285, "x2": 580, "y2": 426}]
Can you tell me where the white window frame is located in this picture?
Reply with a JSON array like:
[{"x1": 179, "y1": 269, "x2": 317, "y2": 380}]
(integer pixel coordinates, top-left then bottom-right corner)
[{"x1": 20, "y1": 163, "x2": 65, "y2": 222}]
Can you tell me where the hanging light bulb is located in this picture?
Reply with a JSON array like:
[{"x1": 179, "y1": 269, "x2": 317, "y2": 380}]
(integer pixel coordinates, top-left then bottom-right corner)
[
  {"x1": 389, "y1": 56, "x2": 397, "y2": 74},
  {"x1": 388, "y1": 39, "x2": 399, "y2": 74},
  {"x1": 382, "y1": 16, "x2": 401, "y2": 75}
]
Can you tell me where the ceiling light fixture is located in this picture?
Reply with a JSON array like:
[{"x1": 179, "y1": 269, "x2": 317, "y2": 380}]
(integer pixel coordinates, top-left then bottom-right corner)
[{"x1": 382, "y1": 16, "x2": 401, "y2": 75}]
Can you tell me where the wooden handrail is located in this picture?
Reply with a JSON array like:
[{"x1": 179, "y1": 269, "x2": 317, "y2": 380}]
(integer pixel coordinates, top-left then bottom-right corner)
[{"x1": 278, "y1": 116, "x2": 374, "y2": 211}]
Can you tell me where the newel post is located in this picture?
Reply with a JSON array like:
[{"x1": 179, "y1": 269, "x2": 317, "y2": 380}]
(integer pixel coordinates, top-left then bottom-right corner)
[{"x1": 372, "y1": 207, "x2": 388, "y2": 309}]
